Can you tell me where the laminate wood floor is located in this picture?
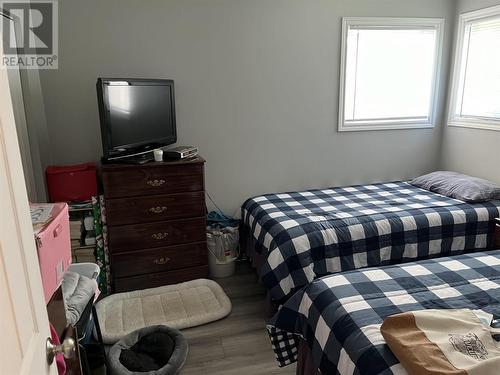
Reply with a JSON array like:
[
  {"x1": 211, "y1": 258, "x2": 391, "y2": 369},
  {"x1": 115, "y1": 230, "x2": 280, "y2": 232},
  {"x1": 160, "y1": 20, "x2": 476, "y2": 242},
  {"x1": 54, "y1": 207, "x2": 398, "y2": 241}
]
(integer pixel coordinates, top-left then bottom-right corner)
[{"x1": 180, "y1": 261, "x2": 296, "y2": 375}]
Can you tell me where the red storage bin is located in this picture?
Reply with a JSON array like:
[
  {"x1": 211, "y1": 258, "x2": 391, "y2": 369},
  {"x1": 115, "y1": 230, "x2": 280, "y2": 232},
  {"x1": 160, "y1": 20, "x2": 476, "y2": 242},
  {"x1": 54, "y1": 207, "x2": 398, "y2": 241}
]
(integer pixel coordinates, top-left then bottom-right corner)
[{"x1": 46, "y1": 163, "x2": 97, "y2": 202}]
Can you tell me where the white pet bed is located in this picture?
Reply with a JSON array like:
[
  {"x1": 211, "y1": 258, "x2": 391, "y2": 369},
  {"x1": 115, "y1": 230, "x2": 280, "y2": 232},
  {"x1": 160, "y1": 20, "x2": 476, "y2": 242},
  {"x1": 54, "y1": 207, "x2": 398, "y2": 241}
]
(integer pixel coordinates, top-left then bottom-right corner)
[{"x1": 95, "y1": 279, "x2": 231, "y2": 344}]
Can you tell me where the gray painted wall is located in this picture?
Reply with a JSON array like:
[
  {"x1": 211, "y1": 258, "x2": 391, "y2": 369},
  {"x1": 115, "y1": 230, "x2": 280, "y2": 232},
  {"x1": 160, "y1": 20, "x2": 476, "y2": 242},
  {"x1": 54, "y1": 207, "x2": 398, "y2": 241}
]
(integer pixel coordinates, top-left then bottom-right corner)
[
  {"x1": 39, "y1": 0, "x2": 455, "y2": 213},
  {"x1": 440, "y1": 0, "x2": 500, "y2": 183}
]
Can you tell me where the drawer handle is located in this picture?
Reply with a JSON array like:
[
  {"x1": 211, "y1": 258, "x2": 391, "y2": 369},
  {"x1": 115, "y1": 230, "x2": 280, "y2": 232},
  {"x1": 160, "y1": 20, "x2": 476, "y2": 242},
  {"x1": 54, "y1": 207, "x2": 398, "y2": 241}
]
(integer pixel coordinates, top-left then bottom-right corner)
[
  {"x1": 149, "y1": 206, "x2": 168, "y2": 214},
  {"x1": 146, "y1": 179, "x2": 166, "y2": 187},
  {"x1": 153, "y1": 256, "x2": 171, "y2": 265},
  {"x1": 53, "y1": 224, "x2": 62, "y2": 238},
  {"x1": 151, "y1": 232, "x2": 169, "y2": 240}
]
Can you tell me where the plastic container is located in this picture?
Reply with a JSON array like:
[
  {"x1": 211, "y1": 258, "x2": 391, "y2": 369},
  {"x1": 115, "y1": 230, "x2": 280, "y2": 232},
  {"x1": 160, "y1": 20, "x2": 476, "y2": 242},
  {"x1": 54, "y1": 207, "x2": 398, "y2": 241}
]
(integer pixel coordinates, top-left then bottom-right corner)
[
  {"x1": 34, "y1": 202, "x2": 72, "y2": 303},
  {"x1": 207, "y1": 227, "x2": 239, "y2": 278},
  {"x1": 208, "y1": 252, "x2": 237, "y2": 278},
  {"x1": 46, "y1": 162, "x2": 97, "y2": 202}
]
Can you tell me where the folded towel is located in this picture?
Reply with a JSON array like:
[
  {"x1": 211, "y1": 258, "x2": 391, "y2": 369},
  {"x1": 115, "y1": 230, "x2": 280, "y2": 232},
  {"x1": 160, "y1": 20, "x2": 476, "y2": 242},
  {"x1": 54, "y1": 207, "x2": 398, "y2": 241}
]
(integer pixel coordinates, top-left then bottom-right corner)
[
  {"x1": 83, "y1": 216, "x2": 94, "y2": 231},
  {"x1": 381, "y1": 309, "x2": 500, "y2": 375}
]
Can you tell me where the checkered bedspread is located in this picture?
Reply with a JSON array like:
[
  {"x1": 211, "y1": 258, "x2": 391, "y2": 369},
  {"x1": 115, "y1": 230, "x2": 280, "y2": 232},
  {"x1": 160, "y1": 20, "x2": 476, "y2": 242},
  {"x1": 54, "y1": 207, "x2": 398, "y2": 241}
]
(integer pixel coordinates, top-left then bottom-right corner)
[
  {"x1": 268, "y1": 250, "x2": 500, "y2": 374},
  {"x1": 242, "y1": 182, "x2": 500, "y2": 301}
]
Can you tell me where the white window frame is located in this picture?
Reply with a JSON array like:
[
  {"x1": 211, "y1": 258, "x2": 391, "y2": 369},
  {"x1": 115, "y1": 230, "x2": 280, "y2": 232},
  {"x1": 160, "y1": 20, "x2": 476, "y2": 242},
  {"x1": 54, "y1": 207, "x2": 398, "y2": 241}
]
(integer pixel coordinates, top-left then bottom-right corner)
[
  {"x1": 447, "y1": 5, "x2": 500, "y2": 131},
  {"x1": 338, "y1": 17, "x2": 445, "y2": 132}
]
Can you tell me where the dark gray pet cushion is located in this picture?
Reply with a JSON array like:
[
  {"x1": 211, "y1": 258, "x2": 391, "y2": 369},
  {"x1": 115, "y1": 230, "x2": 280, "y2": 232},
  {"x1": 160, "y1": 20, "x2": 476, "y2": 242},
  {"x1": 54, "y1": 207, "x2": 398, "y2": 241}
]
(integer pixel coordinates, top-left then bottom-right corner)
[
  {"x1": 108, "y1": 325, "x2": 188, "y2": 375},
  {"x1": 411, "y1": 171, "x2": 500, "y2": 202},
  {"x1": 119, "y1": 331, "x2": 175, "y2": 371}
]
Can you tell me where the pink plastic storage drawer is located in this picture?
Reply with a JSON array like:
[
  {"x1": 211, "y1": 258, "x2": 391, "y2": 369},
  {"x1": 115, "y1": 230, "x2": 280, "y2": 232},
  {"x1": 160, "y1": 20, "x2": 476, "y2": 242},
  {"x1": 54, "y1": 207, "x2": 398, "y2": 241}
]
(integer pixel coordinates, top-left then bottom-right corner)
[{"x1": 35, "y1": 203, "x2": 72, "y2": 303}]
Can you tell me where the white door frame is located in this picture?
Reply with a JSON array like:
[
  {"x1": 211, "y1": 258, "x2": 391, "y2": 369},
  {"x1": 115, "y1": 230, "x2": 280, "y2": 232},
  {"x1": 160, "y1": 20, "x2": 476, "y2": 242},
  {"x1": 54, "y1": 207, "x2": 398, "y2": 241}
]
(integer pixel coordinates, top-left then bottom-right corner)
[
  {"x1": 0, "y1": 11, "x2": 56, "y2": 375},
  {"x1": 2, "y1": 11, "x2": 38, "y2": 201}
]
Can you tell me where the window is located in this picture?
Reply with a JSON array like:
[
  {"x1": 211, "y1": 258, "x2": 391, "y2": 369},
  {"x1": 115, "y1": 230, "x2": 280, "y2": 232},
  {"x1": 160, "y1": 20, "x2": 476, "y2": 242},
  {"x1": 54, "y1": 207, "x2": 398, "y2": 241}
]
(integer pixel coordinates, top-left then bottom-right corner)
[
  {"x1": 338, "y1": 18, "x2": 444, "y2": 132},
  {"x1": 448, "y1": 5, "x2": 500, "y2": 131}
]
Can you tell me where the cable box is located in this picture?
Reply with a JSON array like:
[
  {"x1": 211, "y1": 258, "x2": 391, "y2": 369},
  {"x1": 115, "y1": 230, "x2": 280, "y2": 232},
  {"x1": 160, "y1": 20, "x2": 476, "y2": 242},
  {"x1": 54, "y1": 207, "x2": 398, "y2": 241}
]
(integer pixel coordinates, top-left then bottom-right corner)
[{"x1": 164, "y1": 145, "x2": 198, "y2": 160}]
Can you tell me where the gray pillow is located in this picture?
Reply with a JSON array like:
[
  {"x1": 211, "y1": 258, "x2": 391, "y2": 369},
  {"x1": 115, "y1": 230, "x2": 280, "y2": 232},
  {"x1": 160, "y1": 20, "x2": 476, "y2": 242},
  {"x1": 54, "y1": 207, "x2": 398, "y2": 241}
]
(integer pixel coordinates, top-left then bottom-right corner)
[{"x1": 410, "y1": 171, "x2": 500, "y2": 203}]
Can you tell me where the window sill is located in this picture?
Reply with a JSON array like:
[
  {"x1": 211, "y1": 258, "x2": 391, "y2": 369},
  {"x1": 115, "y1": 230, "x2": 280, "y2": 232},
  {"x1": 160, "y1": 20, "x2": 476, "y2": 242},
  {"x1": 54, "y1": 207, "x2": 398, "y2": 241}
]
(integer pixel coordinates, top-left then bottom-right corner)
[
  {"x1": 448, "y1": 119, "x2": 500, "y2": 132},
  {"x1": 339, "y1": 121, "x2": 434, "y2": 132}
]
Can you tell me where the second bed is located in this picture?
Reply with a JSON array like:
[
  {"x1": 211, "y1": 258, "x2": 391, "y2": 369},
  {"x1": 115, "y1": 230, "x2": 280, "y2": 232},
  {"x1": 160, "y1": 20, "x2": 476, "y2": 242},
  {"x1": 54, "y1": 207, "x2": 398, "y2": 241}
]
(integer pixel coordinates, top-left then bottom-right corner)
[{"x1": 268, "y1": 249, "x2": 500, "y2": 374}]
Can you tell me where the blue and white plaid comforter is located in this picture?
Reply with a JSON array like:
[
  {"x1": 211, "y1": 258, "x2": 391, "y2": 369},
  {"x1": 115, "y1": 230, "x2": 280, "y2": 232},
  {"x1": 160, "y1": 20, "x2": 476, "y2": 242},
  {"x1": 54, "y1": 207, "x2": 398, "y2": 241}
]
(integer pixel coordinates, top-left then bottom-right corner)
[
  {"x1": 242, "y1": 182, "x2": 500, "y2": 302},
  {"x1": 268, "y1": 250, "x2": 500, "y2": 374}
]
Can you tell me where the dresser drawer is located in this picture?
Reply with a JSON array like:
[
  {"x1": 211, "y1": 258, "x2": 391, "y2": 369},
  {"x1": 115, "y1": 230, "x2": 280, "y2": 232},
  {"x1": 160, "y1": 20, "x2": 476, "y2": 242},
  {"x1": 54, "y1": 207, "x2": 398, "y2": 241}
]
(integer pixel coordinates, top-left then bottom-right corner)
[
  {"x1": 108, "y1": 217, "x2": 206, "y2": 252},
  {"x1": 113, "y1": 265, "x2": 209, "y2": 292},
  {"x1": 102, "y1": 163, "x2": 204, "y2": 198},
  {"x1": 110, "y1": 241, "x2": 207, "y2": 278},
  {"x1": 106, "y1": 192, "x2": 206, "y2": 225}
]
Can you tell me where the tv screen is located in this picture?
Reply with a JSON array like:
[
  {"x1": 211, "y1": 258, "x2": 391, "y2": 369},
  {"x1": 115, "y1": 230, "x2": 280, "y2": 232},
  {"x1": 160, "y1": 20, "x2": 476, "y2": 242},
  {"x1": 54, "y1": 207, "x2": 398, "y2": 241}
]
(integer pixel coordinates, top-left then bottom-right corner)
[{"x1": 97, "y1": 78, "x2": 176, "y2": 159}]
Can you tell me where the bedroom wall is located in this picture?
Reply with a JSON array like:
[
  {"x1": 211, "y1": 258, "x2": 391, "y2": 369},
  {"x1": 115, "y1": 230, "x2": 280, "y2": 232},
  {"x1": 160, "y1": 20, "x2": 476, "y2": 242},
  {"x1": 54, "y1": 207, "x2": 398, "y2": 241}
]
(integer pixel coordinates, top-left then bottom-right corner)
[
  {"x1": 439, "y1": 0, "x2": 500, "y2": 183},
  {"x1": 39, "y1": 0, "x2": 455, "y2": 213}
]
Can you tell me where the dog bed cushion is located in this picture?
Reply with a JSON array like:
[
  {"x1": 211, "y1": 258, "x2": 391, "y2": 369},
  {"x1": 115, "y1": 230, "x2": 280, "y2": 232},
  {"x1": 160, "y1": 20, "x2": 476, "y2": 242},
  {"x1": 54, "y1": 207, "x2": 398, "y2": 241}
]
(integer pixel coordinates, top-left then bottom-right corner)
[
  {"x1": 61, "y1": 271, "x2": 98, "y2": 326},
  {"x1": 95, "y1": 279, "x2": 231, "y2": 344},
  {"x1": 108, "y1": 325, "x2": 188, "y2": 375}
]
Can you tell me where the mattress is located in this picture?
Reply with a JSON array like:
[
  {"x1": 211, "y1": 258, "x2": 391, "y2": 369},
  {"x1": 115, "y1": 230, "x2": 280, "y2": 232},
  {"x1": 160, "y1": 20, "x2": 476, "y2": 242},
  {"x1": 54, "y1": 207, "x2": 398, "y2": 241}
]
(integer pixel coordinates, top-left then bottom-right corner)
[
  {"x1": 242, "y1": 181, "x2": 500, "y2": 302},
  {"x1": 268, "y1": 250, "x2": 500, "y2": 374}
]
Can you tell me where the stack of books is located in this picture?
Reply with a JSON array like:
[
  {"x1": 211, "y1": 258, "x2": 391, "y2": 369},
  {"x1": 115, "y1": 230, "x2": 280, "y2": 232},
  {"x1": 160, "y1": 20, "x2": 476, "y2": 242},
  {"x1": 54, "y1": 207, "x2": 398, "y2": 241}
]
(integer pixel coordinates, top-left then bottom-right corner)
[
  {"x1": 70, "y1": 219, "x2": 82, "y2": 250},
  {"x1": 69, "y1": 202, "x2": 96, "y2": 263},
  {"x1": 73, "y1": 247, "x2": 96, "y2": 263}
]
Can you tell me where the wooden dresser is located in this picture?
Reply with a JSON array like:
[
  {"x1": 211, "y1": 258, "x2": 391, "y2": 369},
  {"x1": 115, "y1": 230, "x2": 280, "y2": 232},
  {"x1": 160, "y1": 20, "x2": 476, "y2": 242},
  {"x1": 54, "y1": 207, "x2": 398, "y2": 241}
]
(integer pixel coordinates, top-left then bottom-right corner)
[{"x1": 101, "y1": 156, "x2": 208, "y2": 292}]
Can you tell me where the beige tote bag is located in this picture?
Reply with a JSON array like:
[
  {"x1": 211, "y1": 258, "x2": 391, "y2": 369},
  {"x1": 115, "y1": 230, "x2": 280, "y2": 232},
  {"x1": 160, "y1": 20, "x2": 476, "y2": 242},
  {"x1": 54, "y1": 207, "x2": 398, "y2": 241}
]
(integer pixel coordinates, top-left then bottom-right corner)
[{"x1": 381, "y1": 309, "x2": 500, "y2": 375}]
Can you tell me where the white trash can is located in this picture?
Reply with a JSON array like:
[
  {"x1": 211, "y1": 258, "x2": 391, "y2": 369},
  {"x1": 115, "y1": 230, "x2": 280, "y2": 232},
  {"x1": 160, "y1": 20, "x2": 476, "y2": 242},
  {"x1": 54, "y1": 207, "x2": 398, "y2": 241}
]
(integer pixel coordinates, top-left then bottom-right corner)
[{"x1": 207, "y1": 226, "x2": 239, "y2": 278}]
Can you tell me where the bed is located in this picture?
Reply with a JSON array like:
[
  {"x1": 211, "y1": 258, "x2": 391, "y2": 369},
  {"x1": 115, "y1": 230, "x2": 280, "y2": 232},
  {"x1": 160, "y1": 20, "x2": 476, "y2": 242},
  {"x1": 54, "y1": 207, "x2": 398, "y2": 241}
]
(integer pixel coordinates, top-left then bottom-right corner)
[
  {"x1": 267, "y1": 250, "x2": 500, "y2": 375},
  {"x1": 242, "y1": 181, "x2": 500, "y2": 302}
]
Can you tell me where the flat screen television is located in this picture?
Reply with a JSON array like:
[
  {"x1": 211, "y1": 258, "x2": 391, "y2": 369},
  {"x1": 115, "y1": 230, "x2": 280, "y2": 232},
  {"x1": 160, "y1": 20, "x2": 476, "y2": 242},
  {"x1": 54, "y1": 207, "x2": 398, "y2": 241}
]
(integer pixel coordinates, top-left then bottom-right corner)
[{"x1": 96, "y1": 78, "x2": 176, "y2": 161}]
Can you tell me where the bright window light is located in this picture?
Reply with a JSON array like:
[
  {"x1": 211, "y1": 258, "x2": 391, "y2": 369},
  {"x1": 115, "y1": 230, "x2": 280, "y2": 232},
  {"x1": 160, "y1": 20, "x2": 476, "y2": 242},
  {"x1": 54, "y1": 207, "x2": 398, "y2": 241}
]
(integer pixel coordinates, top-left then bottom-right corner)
[
  {"x1": 449, "y1": 5, "x2": 500, "y2": 130},
  {"x1": 339, "y1": 18, "x2": 444, "y2": 131}
]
